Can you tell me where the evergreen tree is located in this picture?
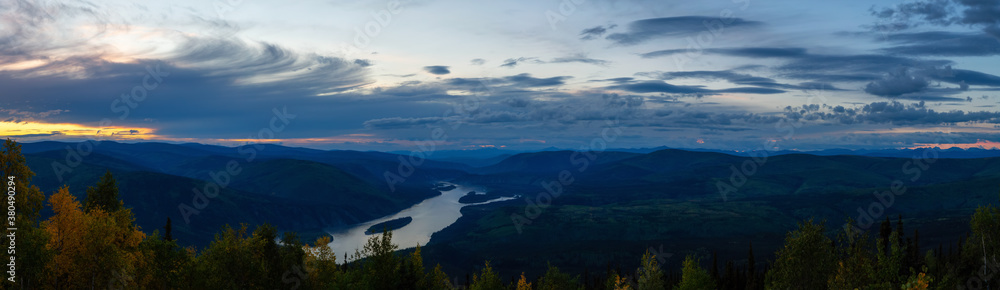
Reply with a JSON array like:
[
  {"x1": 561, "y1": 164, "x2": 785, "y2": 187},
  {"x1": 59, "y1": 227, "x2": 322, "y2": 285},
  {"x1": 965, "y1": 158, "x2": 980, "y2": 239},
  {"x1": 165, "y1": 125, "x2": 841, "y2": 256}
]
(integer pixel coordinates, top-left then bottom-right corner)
[
  {"x1": 426, "y1": 264, "x2": 453, "y2": 290},
  {"x1": 84, "y1": 170, "x2": 122, "y2": 213},
  {"x1": 358, "y1": 228, "x2": 402, "y2": 289},
  {"x1": 765, "y1": 219, "x2": 836, "y2": 289},
  {"x1": 746, "y1": 241, "x2": 757, "y2": 289},
  {"x1": 636, "y1": 250, "x2": 664, "y2": 290},
  {"x1": 538, "y1": 263, "x2": 580, "y2": 290},
  {"x1": 710, "y1": 251, "x2": 719, "y2": 283},
  {"x1": 676, "y1": 254, "x2": 714, "y2": 290},
  {"x1": 880, "y1": 217, "x2": 892, "y2": 255},
  {"x1": 470, "y1": 261, "x2": 504, "y2": 290},
  {"x1": 164, "y1": 217, "x2": 172, "y2": 242},
  {"x1": 829, "y1": 222, "x2": 877, "y2": 289}
]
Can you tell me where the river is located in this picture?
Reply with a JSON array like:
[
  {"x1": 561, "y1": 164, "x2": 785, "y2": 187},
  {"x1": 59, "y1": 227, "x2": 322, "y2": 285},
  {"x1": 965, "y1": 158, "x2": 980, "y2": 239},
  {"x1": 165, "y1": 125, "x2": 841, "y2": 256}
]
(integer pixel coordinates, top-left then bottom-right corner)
[{"x1": 325, "y1": 182, "x2": 516, "y2": 260}]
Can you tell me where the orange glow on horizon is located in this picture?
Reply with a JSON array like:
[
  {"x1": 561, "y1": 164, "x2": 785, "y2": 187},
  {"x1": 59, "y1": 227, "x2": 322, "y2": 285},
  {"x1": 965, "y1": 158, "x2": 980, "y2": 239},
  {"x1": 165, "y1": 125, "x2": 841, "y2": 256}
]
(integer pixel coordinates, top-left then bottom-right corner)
[
  {"x1": 0, "y1": 121, "x2": 414, "y2": 148},
  {"x1": 0, "y1": 121, "x2": 159, "y2": 139},
  {"x1": 908, "y1": 139, "x2": 1000, "y2": 150}
]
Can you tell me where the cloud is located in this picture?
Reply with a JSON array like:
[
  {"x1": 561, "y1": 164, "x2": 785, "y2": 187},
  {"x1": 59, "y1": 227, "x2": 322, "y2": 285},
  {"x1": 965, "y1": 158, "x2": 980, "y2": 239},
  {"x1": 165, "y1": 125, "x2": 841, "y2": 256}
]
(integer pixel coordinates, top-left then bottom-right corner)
[
  {"x1": 361, "y1": 92, "x2": 646, "y2": 130},
  {"x1": 864, "y1": 69, "x2": 930, "y2": 96},
  {"x1": 927, "y1": 66, "x2": 1000, "y2": 86},
  {"x1": 638, "y1": 70, "x2": 842, "y2": 91},
  {"x1": 0, "y1": 109, "x2": 69, "y2": 121},
  {"x1": 470, "y1": 58, "x2": 486, "y2": 65},
  {"x1": 497, "y1": 55, "x2": 611, "y2": 67},
  {"x1": 579, "y1": 24, "x2": 616, "y2": 40},
  {"x1": 499, "y1": 57, "x2": 541, "y2": 68},
  {"x1": 548, "y1": 56, "x2": 609, "y2": 66},
  {"x1": 608, "y1": 80, "x2": 785, "y2": 95},
  {"x1": 870, "y1": 0, "x2": 1000, "y2": 38},
  {"x1": 777, "y1": 54, "x2": 954, "y2": 86},
  {"x1": 640, "y1": 47, "x2": 807, "y2": 58},
  {"x1": 881, "y1": 31, "x2": 1000, "y2": 56},
  {"x1": 362, "y1": 116, "x2": 447, "y2": 129},
  {"x1": 786, "y1": 101, "x2": 1000, "y2": 125},
  {"x1": 503, "y1": 74, "x2": 570, "y2": 87},
  {"x1": 445, "y1": 73, "x2": 570, "y2": 89},
  {"x1": 0, "y1": 132, "x2": 64, "y2": 138},
  {"x1": 354, "y1": 59, "x2": 374, "y2": 67},
  {"x1": 168, "y1": 36, "x2": 371, "y2": 92},
  {"x1": 605, "y1": 16, "x2": 763, "y2": 46},
  {"x1": 501, "y1": 98, "x2": 532, "y2": 108},
  {"x1": 423, "y1": 65, "x2": 451, "y2": 75}
]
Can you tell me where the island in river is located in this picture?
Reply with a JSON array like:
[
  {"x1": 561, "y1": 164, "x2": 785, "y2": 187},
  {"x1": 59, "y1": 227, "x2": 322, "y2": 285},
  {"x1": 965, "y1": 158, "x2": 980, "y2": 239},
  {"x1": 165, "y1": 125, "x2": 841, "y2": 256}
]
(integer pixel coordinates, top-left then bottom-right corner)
[{"x1": 364, "y1": 217, "x2": 414, "y2": 235}]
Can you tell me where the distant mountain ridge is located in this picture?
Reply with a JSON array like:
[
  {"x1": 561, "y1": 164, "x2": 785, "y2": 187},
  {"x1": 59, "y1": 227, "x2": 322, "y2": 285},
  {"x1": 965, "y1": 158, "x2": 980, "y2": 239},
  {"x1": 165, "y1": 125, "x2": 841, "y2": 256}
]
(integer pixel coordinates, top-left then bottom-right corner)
[{"x1": 17, "y1": 140, "x2": 1000, "y2": 262}]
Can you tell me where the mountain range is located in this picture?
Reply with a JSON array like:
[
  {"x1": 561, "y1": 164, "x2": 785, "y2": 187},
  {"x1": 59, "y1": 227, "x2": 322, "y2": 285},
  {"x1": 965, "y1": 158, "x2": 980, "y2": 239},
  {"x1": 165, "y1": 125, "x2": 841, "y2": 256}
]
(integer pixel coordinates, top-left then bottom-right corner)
[{"x1": 19, "y1": 141, "x2": 1000, "y2": 278}]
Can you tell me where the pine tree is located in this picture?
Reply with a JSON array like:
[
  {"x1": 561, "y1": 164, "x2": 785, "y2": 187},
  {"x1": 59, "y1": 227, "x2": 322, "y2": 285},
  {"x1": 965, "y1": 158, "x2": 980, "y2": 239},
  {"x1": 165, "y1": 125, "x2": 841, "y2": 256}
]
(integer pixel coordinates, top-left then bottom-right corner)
[
  {"x1": 829, "y1": 222, "x2": 876, "y2": 289},
  {"x1": 765, "y1": 219, "x2": 836, "y2": 289},
  {"x1": 710, "y1": 251, "x2": 719, "y2": 283},
  {"x1": 163, "y1": 217, "x2": 173, "y2": 242},
  {"x1": 676, "y1": 254, "x2": 714, "y2": 290},
  {"x1": 880, "y1": 217, "x2": 892, "y2": 255},
  {"x1": 636, "y1": 250, "x2": 664, "y2": 290},
  {"x1": 426, "y1": 264, "x2": 452, "y2": 290},
  {"x1": 470, "y1": 261, "x2": 504, "y2": 290},
  {"x1": 538, "y1": 263, "x2": 579, "y2": 290},
  {"x1": 746, "y1": 241, "x2": 756, "y2": 289},
  {"x1": 84, "y1": 170, "x2": 123, "y2": 213}
]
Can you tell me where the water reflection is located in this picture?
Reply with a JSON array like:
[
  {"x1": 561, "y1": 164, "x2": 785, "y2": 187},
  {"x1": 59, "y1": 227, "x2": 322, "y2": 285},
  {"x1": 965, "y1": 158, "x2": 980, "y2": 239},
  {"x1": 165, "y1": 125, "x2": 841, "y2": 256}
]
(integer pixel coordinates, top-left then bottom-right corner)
[{"x1": 326, "y1": 182, "x2": 515, "y2": 259}]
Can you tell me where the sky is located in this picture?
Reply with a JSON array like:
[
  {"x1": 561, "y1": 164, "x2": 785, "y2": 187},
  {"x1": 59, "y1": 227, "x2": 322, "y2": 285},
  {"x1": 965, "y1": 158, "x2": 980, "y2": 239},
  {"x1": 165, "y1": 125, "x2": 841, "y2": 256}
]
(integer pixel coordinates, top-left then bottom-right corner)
[{"x1": 2, "y1": 0, "x2": 1000, "y2": 151}]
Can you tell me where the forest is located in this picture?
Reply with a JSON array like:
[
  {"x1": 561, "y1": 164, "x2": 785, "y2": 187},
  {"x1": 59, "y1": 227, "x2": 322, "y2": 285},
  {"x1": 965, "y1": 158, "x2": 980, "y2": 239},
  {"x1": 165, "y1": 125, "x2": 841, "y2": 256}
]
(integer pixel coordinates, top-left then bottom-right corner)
[{"x1": 2, "y1": 139, "x2": 998, "y2": 289}]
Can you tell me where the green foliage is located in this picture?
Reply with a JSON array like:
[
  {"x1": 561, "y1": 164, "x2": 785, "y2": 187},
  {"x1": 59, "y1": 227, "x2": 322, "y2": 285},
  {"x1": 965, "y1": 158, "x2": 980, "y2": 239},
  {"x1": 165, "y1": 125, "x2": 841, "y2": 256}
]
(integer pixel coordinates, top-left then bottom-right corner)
[
  {"x1": 967, "y1": 203, "x2": 1000, "y2": 289},
  {"x1": 676, "y1": 255, "x2": 714, "y2": 290},
  {"x1": 637, "y1": 250, "x2": 665, "y2": 290},
  {"x1": 766, "y1": 219, "x2": 836, "y2": 290},
  {"x1": 470, "y1": 261, "x2": 504, "y2": 290},
  {"x1": 304, "y1": 235, "x2": 338, "y2": 289},
  {"x1": 605, "y1": 272, "x2": 633, "y2": 290},
  {"x1": 426, "y1": 264, "x2": 454, "y2": 290},
  {"x1": 829, "y1": 223, "x2": 878, "y2": 289},
  {"x1": 1, "y1": 139, "x2": 50, "y2": 289},
  {"x1": 84, "y1": 170, "x2": 122, "y2": 213},
  {"x1": 537, "y1": 263, "x2": 581, "y2": 290},
  {"x1": 357, "y1": 229, "x2": 402, "y2": 289},
  {"x1": 193, "y1": 223, "x2": 300, "y2": 289},
  {"x1": 138, "y1": 230, "x2": 192, "y2": 290}
]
